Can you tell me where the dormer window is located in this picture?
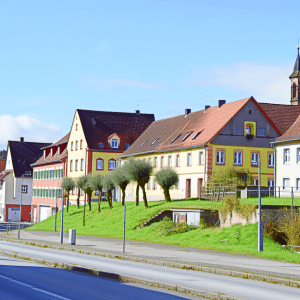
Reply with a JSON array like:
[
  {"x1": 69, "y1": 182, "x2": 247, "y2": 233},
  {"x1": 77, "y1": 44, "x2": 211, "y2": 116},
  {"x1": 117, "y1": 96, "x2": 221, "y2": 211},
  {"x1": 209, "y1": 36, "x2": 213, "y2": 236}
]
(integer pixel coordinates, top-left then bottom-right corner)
[
  {"x1": 249, "y1": 108, "x2": 252, "y2": 115},
  {"x1": 50, "y1": 149, "x2": 53, "y2": 157},
  {"x1": 111, "y1": 139, "x2": 118, "y2": 148},
  {"x1": 43, "y1": 150, "x2": 46, "y2": 158},
  {"x1": 245, "y1": 127, "x2": 251, "y2": 135},
  {"x1": 57, "y1": 147, "x2": 60, "y2": 156}
]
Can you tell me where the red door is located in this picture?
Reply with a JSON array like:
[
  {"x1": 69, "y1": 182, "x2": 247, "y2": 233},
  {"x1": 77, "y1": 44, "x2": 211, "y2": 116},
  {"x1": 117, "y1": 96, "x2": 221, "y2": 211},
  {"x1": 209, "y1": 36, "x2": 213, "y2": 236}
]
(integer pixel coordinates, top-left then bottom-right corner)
[
  {"x1": 197, "y1": 178, "x2": 203, "y2": 198},
  {"x1": 186, "y1": 179, "x2": 191, "y2": 198}
]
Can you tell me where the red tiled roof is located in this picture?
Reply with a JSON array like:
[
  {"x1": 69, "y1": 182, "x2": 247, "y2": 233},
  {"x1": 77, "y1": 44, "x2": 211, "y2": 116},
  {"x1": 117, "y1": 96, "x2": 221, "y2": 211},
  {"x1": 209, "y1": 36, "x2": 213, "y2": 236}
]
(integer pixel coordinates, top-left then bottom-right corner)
[
  {"x1": 0, "y1": 169, "x2": 12, "y2": 181},
  {"x1": 274, "y1": 114, "x2": 300, "y2": 143},
  {"x1": 258, "y1": 103, "x2": 300, "y2": 134},
  {"x1": 77, "y1": 109, "x2": 155, "y2": 151}
]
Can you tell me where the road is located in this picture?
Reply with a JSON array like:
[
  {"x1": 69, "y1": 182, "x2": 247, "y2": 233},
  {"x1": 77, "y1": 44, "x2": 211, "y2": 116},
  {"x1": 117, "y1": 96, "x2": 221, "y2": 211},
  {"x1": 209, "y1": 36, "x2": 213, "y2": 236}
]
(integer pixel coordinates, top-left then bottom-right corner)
[
  {"x1": 1, "y1": 241, "x2": 300, "y2": 300},
  {"x1": 0, "y1": 254, "x2": 195, "y2": 300}
]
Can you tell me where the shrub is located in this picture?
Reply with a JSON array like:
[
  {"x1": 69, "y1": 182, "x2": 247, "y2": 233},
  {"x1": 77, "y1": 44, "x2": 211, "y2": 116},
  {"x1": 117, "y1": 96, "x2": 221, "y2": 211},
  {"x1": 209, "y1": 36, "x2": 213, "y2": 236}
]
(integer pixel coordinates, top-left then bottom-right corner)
[{"x1": 157, "y1": 217, "x2": 196, "y2": 236}]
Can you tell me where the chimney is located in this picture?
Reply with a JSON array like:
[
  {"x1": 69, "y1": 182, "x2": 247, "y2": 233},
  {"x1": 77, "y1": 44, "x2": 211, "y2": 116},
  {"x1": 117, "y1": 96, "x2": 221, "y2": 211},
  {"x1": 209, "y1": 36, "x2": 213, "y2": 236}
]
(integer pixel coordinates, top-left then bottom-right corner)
[
  {"x1": 218, "y1": 100, "x2": 226, "y2": 108},
  {"x1": 205, "y1": 105, "x2": 210, "y2": 110},
  {"x1": 135, "y1": 110, "x2": 140, "y2": 114},
  {"x1": 20, "y1": 137, "x2": 24, "y2": 142},
  {"x1": 185, "y1": 109, "x2": 191, "y2": 116}
]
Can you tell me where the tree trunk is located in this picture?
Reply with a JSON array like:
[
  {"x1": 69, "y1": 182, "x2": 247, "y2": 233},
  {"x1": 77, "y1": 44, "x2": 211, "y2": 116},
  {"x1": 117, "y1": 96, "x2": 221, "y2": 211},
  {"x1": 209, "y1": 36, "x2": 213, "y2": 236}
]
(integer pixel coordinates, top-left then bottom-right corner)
[
  {"x1": 121, "y1": 187, "x2": 126, "y2": 206},
  {"x1": 107, "y1": 190, "x2": 113, "y2": 209},
  {"x1": 98, "y1": 189, "x2": 102, "y2": 213},
  {"x1": 66, "y1": 193, "x2": 70, "y2": 212},
  {"x1": 83, "y1": 197, "x2": 86, "y2": 226},
  {"x1": 141, "y1": 184, "x2": 148, "y2": 208},
  {"x1": 87, "y1": 193, "x2": 92, "y2": 211},
  {"x1": 163, "y1": 188, "x2": 171, "y2": 202},
  {"x1": 77, "y1": 189, "x2": 80, "y2": 209},
  {"x1": 135, "y1": 184, "x2": 139, "y2": 206}
]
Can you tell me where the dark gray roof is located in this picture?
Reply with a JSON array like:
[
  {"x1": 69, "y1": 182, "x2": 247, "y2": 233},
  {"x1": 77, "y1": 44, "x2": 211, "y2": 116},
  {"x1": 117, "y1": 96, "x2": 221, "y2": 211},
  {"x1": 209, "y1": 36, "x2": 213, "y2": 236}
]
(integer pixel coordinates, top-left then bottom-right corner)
[
  {"x1": 9, "y1": 141, "x2": 51, "y2": 177},
  {"x1": 290, "y1": 47, "x2": 300, "y2": 78}
]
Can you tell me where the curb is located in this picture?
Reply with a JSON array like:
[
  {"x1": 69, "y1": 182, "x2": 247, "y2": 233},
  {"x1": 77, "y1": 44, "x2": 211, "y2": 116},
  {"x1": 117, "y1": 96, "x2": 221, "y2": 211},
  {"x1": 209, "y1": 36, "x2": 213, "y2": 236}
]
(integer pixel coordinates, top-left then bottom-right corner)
[
  {"x1": 1, "y1": 237, "x2": 300, "y2": 289},
  {"x1": 0, "y1": 249, "x2": 245, "y2": 300}
]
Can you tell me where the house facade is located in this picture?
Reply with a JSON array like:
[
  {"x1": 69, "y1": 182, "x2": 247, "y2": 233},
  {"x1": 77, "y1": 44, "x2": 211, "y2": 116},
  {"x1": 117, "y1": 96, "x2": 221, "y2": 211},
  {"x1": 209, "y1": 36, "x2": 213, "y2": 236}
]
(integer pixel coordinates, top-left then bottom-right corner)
[
  {"x1": 120, "y1": 97, "x2": 282, "y2": 201},
  {"x1": 0, "y1": 138, "x2": 51, "y2": 222},
  {"x1": 67, "y1": 109, "x2": 155, "y2": 204},
  {"x1": 31, "y1": 133, "x2": 69, "y2": 223}
]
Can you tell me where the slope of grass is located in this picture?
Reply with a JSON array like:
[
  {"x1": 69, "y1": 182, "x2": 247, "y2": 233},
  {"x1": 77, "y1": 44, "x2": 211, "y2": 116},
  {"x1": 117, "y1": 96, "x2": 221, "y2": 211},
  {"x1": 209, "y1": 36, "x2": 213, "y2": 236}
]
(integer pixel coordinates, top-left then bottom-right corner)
[{"x1": 27, "y1": 199, "x2": 300, "y2": 263}]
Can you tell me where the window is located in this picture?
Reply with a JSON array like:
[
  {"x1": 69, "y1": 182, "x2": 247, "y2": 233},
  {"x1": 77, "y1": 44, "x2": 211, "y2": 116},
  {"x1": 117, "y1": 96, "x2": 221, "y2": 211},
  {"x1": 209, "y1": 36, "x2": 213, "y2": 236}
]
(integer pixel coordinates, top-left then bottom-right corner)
[
  {"x1": 245, "y1": 126, "x2": 251, "y2": 135},
  {"x1": 147, "y1": 180, "x2": 151, "y2": 190},
  {"x1": 293, "y1": 83, "x2": 297, "y2": 98},
  {"x1": 76, "y1": 124, "x2": 78, "y2": 130},
  {"x1": 140, "y1": 140, "x2": 147, "y2": 147},
  {"x1": 297, "y1": 148, "x2": 300, "y2": 163},
  {"x1": 75, "y1": 160, "x2": 78, "y2": 171},
  {"x1": 182, "y1": 132, "x2": 192, "y2": 141},
  {"x1": 192, "y1": 132, "x2": 201, "y2": 140},
  {"x1": 249, "y1": 108, "x2": 252, "y2": 115},
  {"x1": 111, "y1": 139, "x2": 118, "y2": 148},
  {"x1": 96, "y1": 159, "x2": 103, "y2": 170},
  {"x1": 75, "y1": 141, "x2": 78, "y2": 150},
  {"x1": 268, "y1": 180, "x2": 274, "y2": 187},
  {"x1": 268, "y1": 153, "x2": 275, "y2": 167},
  {"x1": 176, "y1": 154, "x2": 180, "y2": 167},
  {"x1": 98, "y1": 143, "x2": 104, "y2": 148},
  {"x1": 154, "y1": 157, "x2": 157, "y2": 167},
  {"x1": 234, "y1": 151, "x2": 242, "y2": 165},
  {"x1": 21, "y1": 185, "x2": 28, "y2": 193},
  {"x1": 283, "y1": 178, "x2": 290, "y2": 190},
  {"x1": 251, "y1": 153, "x2": 259, "y2": 166},
  {"x1": 81, "y1": 159, "x2": 84, "y2": 171},
  {"x1": 283, "y1": 149, "x2": 290, "y2": 164},
  {"x1": 153, "y1": 179, "x2": 157, "y2": 190},
  {"x1": 151, "y1": 138, "x2": 159, "y2": 145},
  {"x1": 216, "y1": 150, "x2": 225, "y2": 165},
  {"x1": 148, "y1": 158, "x2": 151, "y2": 165},
  {"x1": 80, "y1": 140, "x2": 83, "y2": 149},
  {"x1": 253, "y1": 179, "x2": 258, "y2": 186},
  {"x1": 199, "y1": 152, "x2": 204, "y2": 165},
  {"x1": 187, "y1": 153, "x2": 192, "y2": 166},
  {"x1": 109, "y1": 159, "x2": 116, "y2": 170},
  {"x1": 168, "y1": 155, "x2": 171, "y2": 167},
  {"x1": 125, "y1": 144, "x2": 130, "y2": 149},
  {"x1": 257, "y1": 128, "x2": 266, "y2": 137},
  {"x1": 171, "y1": 134, "x2": 181, "y2": 143},
  {"x1": 175, "y1": 181, "x2": 179, "y2": 189},
  {"x1": 70, "y1": 160, "x2": 73, "y2": 172},
  {"x1": 71, "y1": 142, "x2": 73, "y2": 151},
  {"x1": 161, "y1": 156, "x2": 164, "y2": 168},
  {"x1": 57, "y1": 147, "x2": 60, "y2": 156},
  {"x1": 297, "y1": 178, "x2": 300, "y2": 190}
]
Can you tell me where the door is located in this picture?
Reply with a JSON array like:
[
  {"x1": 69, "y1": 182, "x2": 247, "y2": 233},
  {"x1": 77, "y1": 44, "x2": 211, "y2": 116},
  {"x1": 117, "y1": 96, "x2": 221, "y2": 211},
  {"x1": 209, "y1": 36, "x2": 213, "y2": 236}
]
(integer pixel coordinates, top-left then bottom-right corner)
[
  {"x1": 197, "y1": 178, "x2": 203, "y2": 198},
  {"x1": 39, "y1": 206, "x2": 51, "y2": 222},
  {"x1": 33, "y1": 206, "x2": 37, "y2": 223},
  {"x1": 186, "y1": 179, "x2": 191, "y2": 198}
]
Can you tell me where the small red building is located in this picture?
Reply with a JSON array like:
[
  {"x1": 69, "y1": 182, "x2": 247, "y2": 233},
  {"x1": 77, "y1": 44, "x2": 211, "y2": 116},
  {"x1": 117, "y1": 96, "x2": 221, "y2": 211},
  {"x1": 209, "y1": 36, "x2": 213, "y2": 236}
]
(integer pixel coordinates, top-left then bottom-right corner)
[
  {"x1": 0, "y1": 160, "x2": 5, "y2": 173},
  {"x1": 31, "y1": 133, "x2": 69, "y2": 223}
]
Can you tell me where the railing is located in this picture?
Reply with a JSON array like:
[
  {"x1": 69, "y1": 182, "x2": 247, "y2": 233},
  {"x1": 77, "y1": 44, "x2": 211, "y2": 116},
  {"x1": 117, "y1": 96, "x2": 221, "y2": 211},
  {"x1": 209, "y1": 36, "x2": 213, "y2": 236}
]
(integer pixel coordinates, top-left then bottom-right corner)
[{"x1": 0, "y1": 222, "x2": 33, "y2": 232}]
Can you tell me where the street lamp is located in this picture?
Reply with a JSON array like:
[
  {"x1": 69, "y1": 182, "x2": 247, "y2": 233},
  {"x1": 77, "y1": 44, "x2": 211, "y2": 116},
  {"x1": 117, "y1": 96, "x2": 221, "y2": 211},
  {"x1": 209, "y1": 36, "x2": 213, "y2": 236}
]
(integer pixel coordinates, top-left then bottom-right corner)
[
  {"x1": 60, "y1": 195, "x2": 64, "y2": 244},
  {"x1": 18, "y1": 175, "x2": 25, "y2": 239},
  {"x1": 258, "y1": 155, "x2": 263, "y2": 252}
]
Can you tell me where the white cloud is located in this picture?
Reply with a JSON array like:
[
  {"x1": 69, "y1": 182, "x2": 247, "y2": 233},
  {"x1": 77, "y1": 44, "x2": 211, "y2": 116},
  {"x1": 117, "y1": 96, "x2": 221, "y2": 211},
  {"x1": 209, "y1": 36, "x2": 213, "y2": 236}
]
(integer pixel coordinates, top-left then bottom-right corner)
[
  {"x1": 81, "y1": 76, "x2": 161, "y2": 89},
  {"x1": 0, "y1": 115, "x2": 62, "y2": 150},
  {"x1": 185, "y1": 61, "x2": 293, "y2": 104}
]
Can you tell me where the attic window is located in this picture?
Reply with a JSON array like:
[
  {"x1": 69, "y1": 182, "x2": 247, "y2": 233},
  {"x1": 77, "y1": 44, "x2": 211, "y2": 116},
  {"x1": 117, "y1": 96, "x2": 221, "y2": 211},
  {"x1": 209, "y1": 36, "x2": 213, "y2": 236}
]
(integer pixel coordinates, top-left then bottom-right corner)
[
  {"x1": 182, "y1": 132, "x2": 192, "y2": 141},
  {"x1": 151, "y1": 138, "x2": 159, "y2": 145},
  {"x1": 125, "y1": 144, "x2": 130, "y2": 149},
  {"x1": 139, "y1": 140, "x2": 147, "y2": 148},
  {"x1": 98, "y1": 143, "x2": 104, "y2": 148},
  {"x1": 192, "y1": 132, "x2": 201, "y2": 140},
  {"x1": 171, "y1": 134, "x2": 181, "y2": 143},
  {"x1": 249, "y1": 108, "x2": 252, "y2": 115},
  {"x1": 111, "y1": 139, "x2": 118, "y2": 148}
]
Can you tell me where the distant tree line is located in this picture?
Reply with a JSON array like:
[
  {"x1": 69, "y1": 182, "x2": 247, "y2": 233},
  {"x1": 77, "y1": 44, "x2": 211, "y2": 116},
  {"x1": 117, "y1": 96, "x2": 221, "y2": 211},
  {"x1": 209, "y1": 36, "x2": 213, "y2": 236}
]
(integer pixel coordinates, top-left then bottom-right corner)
[{"x1": 0, "y1": 150, "x2": 7, "y2": 160}]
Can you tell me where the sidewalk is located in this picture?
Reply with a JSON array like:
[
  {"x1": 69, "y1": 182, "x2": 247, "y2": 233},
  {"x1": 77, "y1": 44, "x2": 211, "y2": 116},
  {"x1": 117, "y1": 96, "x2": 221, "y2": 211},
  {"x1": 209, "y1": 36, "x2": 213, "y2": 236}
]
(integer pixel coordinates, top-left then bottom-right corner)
[{"x1": 1, "y1": 229, "x2": 300, "y2": 283}]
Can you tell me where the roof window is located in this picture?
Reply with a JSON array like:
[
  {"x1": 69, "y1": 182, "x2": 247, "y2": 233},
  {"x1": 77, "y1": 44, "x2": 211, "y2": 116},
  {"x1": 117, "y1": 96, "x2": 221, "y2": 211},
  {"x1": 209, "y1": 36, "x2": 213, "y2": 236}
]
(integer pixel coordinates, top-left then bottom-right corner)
[
  {"x1": 192, "y1": 131, "x2": 201, "y2": 140},
  {"x1": 98, "y1": 143, "x2": 104, "y2": 148},
  {"x1": 182, "y1": 132, "x2": 192, "y2": 141},
  {"x1": 139, "y1": 140, "x2": 147, "y2": 148},
  {"x1": 125, "y1": 144, "x2": 130, "y2": 149},
  {"x1": 151, "y1": 138, "x2": 159, "y2": 145},
  {"x1": 171, "y1": 134, "x2": 181, "y2": 143}
]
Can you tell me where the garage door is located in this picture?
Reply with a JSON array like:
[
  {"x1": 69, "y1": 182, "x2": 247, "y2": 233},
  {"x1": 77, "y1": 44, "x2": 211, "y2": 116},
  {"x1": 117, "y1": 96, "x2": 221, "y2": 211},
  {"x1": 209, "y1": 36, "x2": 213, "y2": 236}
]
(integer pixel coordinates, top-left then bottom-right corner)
[
  {"x1": 39, "y1": 206, "x2": 51, "y2": 222},
  {"x1": 8, "y1": 207, "x2": 20, "y2": 222}
]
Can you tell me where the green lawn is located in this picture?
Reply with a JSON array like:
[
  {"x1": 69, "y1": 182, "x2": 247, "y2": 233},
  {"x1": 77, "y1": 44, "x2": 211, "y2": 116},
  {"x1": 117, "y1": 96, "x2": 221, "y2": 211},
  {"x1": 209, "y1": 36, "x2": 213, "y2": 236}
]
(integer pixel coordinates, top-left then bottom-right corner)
[{"x1": 27, "y1": 198, "x2": 300, "y2": 263}]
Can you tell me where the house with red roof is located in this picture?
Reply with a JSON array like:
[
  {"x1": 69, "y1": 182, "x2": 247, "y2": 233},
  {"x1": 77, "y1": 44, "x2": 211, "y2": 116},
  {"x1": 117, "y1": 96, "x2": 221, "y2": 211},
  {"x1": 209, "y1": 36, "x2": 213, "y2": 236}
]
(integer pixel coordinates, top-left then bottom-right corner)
[
  {"x1": 120, "y1": 97, "x2": 282, "y2": 201},
  {"x1": 31, "y1": 133, "x2": 69, "y2": 223},
  {"x1": 67, "y1": 109, "x2": 154, "y2": 204}
]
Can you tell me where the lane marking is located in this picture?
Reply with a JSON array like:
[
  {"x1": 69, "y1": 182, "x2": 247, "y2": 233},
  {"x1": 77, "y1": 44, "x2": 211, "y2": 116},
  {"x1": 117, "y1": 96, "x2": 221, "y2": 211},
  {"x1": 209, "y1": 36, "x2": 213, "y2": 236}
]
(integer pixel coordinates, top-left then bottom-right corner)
[{"x1": 0, "y1": 274, "x2": 71, "y2": 300}]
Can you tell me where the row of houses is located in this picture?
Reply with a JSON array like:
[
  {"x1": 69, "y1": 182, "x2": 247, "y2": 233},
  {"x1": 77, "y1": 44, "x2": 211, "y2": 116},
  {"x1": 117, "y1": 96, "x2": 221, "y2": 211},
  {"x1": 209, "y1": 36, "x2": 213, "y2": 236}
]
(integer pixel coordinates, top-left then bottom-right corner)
[{"x1": 1, "y1": 50, "x2": 300, "y2": 223}]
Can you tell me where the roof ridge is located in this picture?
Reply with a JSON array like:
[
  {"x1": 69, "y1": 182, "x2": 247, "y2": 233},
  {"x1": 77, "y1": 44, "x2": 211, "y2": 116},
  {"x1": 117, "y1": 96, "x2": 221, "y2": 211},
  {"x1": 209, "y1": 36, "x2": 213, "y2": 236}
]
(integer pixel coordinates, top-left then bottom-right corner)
[{"x1": 77, "y1": 108, "x2": 154, "y2": 115}]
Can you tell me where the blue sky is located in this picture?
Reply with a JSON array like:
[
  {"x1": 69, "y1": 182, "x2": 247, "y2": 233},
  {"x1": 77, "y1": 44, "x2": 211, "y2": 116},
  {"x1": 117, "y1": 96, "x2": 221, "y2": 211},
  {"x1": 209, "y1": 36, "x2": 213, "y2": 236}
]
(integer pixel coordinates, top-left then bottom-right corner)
[{"x1": 0, "y1": 0, "x2": 299, "y2": 150}]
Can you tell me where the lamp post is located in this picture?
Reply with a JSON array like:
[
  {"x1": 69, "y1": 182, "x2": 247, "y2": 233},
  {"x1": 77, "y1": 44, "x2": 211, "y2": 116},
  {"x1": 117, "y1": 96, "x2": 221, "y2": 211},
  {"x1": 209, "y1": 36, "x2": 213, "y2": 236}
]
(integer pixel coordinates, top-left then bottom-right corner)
[
  {"x1": 18, "y1": 175, "x2": 24, "y2": 239},
  {"x1": 60, "y1": 195, "x2": 64, "y2": 244},
  {"x1": 258, "y1": 155, "x2": 263, "y2": 252}
]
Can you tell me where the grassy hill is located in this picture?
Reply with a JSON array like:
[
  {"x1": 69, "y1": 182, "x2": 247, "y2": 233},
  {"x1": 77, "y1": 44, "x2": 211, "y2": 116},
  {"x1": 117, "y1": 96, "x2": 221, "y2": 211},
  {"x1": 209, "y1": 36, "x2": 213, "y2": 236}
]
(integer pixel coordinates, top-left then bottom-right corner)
[{"x1": 27, "y1": 198, "x2": 300, "y2": 263}]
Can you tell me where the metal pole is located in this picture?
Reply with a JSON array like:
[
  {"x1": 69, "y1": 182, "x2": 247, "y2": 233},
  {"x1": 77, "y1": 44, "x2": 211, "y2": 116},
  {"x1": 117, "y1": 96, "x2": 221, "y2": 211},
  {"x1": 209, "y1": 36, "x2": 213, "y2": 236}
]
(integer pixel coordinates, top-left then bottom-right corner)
[
  {"x1": 123, "y1": 205, "x2": 126, "y2": 253},
  {"x1": 54, "y1": 197, "x2": 57, "y2": 232},
  {"x1": 60, "y1": 196, "x2": 64, "y2": 244},
  {"x1": 258, "y1": 155, "x2": 263, "y2": 252},
  {"x1": 18, "y1": 176, "x2": 23, "y2": 239}
]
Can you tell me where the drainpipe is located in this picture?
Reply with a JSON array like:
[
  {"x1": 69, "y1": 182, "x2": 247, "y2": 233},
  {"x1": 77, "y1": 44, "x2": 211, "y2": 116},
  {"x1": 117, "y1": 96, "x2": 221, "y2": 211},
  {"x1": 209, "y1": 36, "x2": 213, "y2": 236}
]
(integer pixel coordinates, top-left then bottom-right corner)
[
  {"x1": 273, "y1": 145, "x2": 276, "y2": 198},
  {"x1": 204, "y1": 147, "x2": 207, "y2": 184}
]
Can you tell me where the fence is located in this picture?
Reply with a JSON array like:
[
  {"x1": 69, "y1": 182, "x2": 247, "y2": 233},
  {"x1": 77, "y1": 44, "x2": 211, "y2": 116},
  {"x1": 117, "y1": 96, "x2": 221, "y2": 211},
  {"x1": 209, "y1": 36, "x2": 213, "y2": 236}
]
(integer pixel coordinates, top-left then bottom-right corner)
[{"x1": 0, "y1": 222, "x2": 32, "y2": 232}]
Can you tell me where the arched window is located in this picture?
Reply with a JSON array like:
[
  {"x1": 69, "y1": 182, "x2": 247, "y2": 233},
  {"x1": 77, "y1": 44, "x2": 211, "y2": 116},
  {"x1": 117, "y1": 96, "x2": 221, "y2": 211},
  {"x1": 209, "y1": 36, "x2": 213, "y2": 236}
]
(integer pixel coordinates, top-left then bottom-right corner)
[
  {"x1": 108, "y1": 159, "x2": 116, "y2": 170},
  {"x1": 293, "y1": 83, "x2": 297, "y2": 98},
  {"x1": 96, "y1": 158, "x2": 104, "y2": 170}
]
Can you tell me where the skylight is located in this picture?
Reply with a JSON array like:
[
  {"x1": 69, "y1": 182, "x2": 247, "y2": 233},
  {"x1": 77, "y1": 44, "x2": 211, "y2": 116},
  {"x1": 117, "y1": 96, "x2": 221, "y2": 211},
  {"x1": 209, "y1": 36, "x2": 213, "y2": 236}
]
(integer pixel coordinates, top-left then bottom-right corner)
[
  {"x1": 98, "y1": 143, "x2": 104, "y2": 148},
  {"x1": 192, "y1": 131, "x2": 201, "y2": 140},
  {"x1": 151, "y1": 138, "x2": 159, "y2": 145},
  {"x1": 182, "y1": 132, "x2": 192, "y2": 141},
  {"x1": 171, "y1": 134, "x2": 181, "y2": 143},
  {"x1": 139, "y1": 140, "x2": 147, "y2": 148},
  {"x1": 125, "y1": 144, "x2": 130, "y2": 149}
]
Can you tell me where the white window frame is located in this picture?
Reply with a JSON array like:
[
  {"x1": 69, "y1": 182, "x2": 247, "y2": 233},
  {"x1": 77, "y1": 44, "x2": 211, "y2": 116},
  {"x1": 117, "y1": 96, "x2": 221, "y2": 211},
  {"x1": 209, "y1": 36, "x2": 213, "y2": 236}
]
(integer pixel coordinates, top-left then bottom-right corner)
[
  {"x1": 283, "y1": 178, "x2": 290, "y2": 190},
  {"x1": 268, "y1": 180, "x2": 274, "y2": 187},
  {"x1": 216, "y1": 150, "x2": 225, "y2": 165},
  {"x1": 268, "y1": 153, "x2": 275, "y2": 167},
  {"x1": 251, "y1": 153, "x2": 259, "y2": 166},
  {"x1": 70, "y1": 160, "x2": 73, "y2": 172},
  {"x1": 109, "y1": 160, "x2": 116, "y2": 170},
  {"x1": 234, "y1": 151, "x2": 242, "y2": 165},
  {"x1": 176, "y1": 154, "x2": 180, "y2": 167},
  {"x1": 111, "y1": 139, "x2": 118, "y2": 148},
  {"x1": 199, "y1": 152, "x2": 203, "y2": 165},
  {"x1": 297, "y1": 148, "x2": 300, "y2": 164},
  {"x1": 96, "y1": 159, "x2": 103, "y2": 170},
  {"x1": 168, "y1": 155, "x2": 171, "y2": 167},
  {"x1": 187, "y1": 153, "x2": 192, "y2": 166},
  {"x1": 21, "y1": 185, "x2": 28, "y2": 194},
  {"x1": 283, "y1": 148, "x2": 290, "y2": 164},
  {"x1": 161, "y1": 156, "x2": 164, "y2": 168}
]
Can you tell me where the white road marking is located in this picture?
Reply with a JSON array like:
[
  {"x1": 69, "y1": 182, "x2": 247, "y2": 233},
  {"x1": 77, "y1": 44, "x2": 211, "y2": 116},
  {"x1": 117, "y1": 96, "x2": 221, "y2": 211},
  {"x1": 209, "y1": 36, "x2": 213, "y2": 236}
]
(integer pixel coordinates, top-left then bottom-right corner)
[{"x1": 0, "y1": 274, "x2": 71, "y2": 300}]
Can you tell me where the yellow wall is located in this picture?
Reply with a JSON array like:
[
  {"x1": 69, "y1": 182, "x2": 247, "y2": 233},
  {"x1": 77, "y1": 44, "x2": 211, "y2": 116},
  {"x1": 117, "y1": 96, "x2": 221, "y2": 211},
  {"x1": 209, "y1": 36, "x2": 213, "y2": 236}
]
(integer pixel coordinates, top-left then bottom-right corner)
[{"x1": 211, "y1": 144, "x2": 274, "y2": 186}]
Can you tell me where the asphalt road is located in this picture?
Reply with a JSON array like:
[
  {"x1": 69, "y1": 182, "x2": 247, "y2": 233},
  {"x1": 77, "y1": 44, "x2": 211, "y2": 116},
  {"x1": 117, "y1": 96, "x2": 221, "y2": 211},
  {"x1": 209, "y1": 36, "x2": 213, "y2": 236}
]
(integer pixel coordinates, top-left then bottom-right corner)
[
  {"x1": 0, "y1": 255, "x2": 195, "y2": 300},
  {"x1": 1, "y1": 241, "x2": 300, "y2": 300}
]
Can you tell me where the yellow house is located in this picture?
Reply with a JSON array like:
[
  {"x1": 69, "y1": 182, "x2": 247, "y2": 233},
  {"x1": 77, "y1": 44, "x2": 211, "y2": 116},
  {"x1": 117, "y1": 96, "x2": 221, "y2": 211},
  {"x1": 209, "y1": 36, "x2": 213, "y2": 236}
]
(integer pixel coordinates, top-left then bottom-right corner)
[
  {"x1": 67, "y1": 109, "x2": 154, "y2": 204},
  {"x1": 120, "y1": 97, "x2": 283, "y2": 201}
]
